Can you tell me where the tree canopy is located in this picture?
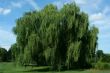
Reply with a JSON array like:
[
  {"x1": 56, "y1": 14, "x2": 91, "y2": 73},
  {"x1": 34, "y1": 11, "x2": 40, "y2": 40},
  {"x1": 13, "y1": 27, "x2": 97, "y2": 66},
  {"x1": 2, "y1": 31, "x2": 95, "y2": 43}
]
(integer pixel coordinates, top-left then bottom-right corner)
[{"x1": 13, "y1": 3, "x2": 99, "y2": 70}]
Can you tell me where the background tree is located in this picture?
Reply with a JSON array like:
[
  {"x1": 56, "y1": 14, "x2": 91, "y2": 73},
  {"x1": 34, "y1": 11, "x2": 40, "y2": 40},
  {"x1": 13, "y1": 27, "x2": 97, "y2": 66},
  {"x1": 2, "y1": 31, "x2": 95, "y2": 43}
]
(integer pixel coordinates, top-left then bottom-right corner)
[
  {"x1": 8, "y1": 43, "x2": 20, "y2": 61},
  {"x1": 96, "y1": 50, "x2": 104, "y2": 61},
  {"x1": 96, "y1": 50, "x2": 110, "y2": 63},
  {"x1": 0, "y1": 47, "x2": 7, "y2": 62}
]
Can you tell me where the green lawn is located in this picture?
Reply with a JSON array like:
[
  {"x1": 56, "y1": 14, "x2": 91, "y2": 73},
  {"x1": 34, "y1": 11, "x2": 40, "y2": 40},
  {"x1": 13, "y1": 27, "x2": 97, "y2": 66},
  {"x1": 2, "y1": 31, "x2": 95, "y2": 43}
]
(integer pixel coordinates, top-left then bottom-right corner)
[{"x1": 0, "y1": 62, "x2": 110, "y2": 73}]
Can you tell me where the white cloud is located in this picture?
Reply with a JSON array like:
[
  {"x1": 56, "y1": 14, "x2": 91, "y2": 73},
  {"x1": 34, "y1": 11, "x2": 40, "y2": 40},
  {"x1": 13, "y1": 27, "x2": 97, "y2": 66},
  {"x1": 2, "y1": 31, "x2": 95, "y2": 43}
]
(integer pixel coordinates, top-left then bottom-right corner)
[
  {"x1": 0, "y1": 28, "x2": 16, "y2": 50},
  {"x1": 0, "y1": 29, "x2": 15, "y2": 41},
  {"x1": 53, "y1": 0, "x2": 74, "y2": 9},
  {"x1": 90, "y1": 12, "x2": 104, "y2": 22},
  {"x1": 98, "y1": 24, "x2": 110, "y2": 30},
  {"x1": 0, "y1": 45, "x2": 10, "y2": 51},
  {"x1": 0, "y1": 1, "x2": 24, "y2": 15},
  {"x1": 53, "y1": 1, "x2": 63, "y2": 9},
  {"x1": 26, "y1": 0, "x2": 40, "y2": 10},
  {"x1": 89, "y1": 10, "x2": 110, "y2": 29},
  {"x1": 74, "y1": 0, "x2": 87, "y2": 5},
  {"x1": 74, "y1": 0, "x2": 102, "y2": 7},
  {"x1": 11, "y1": 2, "x2": 22, "y2": 8},
  {"x1": 81, "y1": 0, "x2": 110, "y2": 52},
  {"x1": 0, "y1": 8, "x2": 11, "y2": 15},
  {"x1": 89, "y1": 11, "x2": 110, "y2": 37},
  {"x1": 99, "y1": 34, "x2": 110, "y2": 39}
]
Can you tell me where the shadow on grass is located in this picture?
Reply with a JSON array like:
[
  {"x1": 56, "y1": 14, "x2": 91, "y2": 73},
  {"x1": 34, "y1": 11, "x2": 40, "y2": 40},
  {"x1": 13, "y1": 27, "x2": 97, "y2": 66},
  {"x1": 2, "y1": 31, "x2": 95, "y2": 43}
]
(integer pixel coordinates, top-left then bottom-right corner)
[
  {"x1": 24, "y1": 67, "x2": 52, "y2": 72},
  {"x1": 23, "y1": 67, "x2": 85, "y2": 72}
]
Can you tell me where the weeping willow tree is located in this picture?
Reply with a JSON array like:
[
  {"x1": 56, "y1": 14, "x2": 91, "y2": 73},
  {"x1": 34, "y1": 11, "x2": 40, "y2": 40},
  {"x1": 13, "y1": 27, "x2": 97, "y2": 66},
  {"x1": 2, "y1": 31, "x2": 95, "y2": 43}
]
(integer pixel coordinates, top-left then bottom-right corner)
[{"x1": 13, "y1": 3, "x2": 99, "y2": 70}]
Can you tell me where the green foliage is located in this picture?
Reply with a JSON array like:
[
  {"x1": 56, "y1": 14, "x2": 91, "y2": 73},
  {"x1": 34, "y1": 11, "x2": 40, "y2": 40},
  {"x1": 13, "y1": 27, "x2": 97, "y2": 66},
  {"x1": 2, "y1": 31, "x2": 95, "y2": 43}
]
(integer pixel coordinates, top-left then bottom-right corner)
[
  {"x1": 96, "y1": 50, "x2": 110, "y2": 63},
  {"x1": 8, "y1": 43, "x2": 20, "y2": 61},
  {"x1": 96, "y1": 50, "x2": 104, "y2": 61},
  {"x1": 95, "y1": 61, "x2": 110, "y2": 70},
  {"x1": 0, "y1": 47, "x2": 7, "y2": 62},
  {"x1": 13, "y1": 3, "x2": 99, "y2": 70},
  {"x1": 102, "y1": 54, "x2": 110, "y2": 63}
]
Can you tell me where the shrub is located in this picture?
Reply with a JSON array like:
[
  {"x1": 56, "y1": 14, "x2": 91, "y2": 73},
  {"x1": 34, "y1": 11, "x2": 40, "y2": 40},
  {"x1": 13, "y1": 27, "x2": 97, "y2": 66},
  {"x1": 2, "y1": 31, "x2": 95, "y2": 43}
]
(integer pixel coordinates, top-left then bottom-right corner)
[{"x1": 95, "y1": 61, "x2": 110, "y2": 70}]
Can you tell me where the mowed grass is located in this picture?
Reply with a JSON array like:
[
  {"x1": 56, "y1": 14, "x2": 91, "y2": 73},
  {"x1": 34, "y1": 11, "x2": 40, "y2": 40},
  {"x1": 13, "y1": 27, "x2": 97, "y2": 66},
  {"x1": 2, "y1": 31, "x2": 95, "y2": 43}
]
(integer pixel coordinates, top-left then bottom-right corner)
[{"x1": 0, "y1": 62, "x2": 110, "y2": 73}]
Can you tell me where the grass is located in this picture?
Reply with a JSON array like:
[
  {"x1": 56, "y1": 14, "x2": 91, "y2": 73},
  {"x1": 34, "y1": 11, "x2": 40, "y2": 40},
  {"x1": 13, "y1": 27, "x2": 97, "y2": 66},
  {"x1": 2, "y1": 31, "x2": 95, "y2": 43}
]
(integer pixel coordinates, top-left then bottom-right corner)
[{"x1": 0, "y1": 62, "x2": 110, "y2": 73}]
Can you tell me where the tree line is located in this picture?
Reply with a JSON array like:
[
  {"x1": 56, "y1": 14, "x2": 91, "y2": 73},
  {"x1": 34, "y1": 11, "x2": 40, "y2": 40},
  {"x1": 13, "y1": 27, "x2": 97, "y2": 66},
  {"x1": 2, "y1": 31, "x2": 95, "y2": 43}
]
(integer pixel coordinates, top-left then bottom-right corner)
[
  {"x1": 0, "y1": 47, "x2": 7, "y2": 62},
  {"x1": 0, "y1": 3, "x2": 108, "y2": 70}
]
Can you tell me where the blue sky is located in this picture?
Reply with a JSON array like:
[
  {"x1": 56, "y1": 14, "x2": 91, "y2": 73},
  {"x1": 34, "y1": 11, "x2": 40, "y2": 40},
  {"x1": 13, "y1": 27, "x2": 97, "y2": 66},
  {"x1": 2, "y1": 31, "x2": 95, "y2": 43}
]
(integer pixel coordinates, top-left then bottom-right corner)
[{"x1": 0, "y1": 0, "x2": 110, "y2": 53}]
